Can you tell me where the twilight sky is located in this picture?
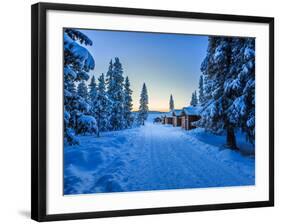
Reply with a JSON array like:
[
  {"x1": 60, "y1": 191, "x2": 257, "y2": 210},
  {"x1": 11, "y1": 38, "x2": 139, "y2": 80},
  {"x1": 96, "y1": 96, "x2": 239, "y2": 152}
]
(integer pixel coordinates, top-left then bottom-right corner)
[{"x1": 78, "y1": 29, "x2": 208, "y2": 112}]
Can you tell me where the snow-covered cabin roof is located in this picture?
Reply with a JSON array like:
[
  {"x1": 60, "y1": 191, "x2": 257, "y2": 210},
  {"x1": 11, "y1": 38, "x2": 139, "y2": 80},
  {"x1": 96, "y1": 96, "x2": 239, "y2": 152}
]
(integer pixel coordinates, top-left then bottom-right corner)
[
  {"x1": 182, "y1": 106, "x2": 201, "y2": 116},
  {"x1": 172, "y1": 109, "x2": 182, "y2": 116},
  {"x1": 163, "y1": 109, "x2": 182, "y2": 117},
  {"x1": 163, "y1": 111, "x2": 173, "y2": 117}
]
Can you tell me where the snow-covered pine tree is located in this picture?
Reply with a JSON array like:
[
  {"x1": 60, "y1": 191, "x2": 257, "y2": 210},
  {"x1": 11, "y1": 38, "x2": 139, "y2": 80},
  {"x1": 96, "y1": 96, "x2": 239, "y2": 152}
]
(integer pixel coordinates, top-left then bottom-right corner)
[
  {"x1": 202, "y1": 74, "x2": 213, "y2": 107},
  {"x1": 194, "y1": 91, "x2": 198, "y2": 105},
  {"x1": 105, "y1": 59, "x2": 114, "y2": 100},
  {"x1": 89, "y1": 75, "x2": 97, "y2": 100},
  {"x1": 65, "y1": 80, "x2": 76, "y2": 95},
  {"x1": 198, "y1": 75, "x2": 204, "y2": 104},
  {"x1": 77, "y1": 80, "x2": 88, "y2": 99},
  {"x1": 95, "y1": 73, "x2": 109, "y2": 134},
  {"x1": 63, "y1": 28, "x2": 96, "y2": 144},
  {"x1": 200, "y1": 37, "x2": 219, "y2": 107},
  {"x1": 105, "y1": 60, "x2": 114, "y2": 130},
  {"x1": 109, "y1": 57, "x2": 125, "y2": 130},
  {"x1": 220, "y1": 38, "x2": 239, "y2": 149},
  {"x1": 88, "y1": 75, "x2": 98, "y2": 117},
  {"x1": 76, "y1": 80, "x2": 91, "y2": 116},
  {"x1": 199, "y1": 37, "x2": 239, "y2": 149},
  {"x1": 190, "y1": 93, "x2": 193, "y2": 106},
  {"x1": 123, "y1": 76, "x2": 134, "y2": 128},
  {"x1": 241, "y1": 38, "x2": 255, "y2": 144},
  {"x1": 169, "y1": 94, "x2": 174, "y2": 111},
  {"x1": 137, "y1": 83, "x2": 149, "y2": 125},
  {"x1": 190, "y1": 91, "x2": 198, "y2": 106},
  {"x1": 226, "y1": 38, "x2": 255, "y2": 145}
]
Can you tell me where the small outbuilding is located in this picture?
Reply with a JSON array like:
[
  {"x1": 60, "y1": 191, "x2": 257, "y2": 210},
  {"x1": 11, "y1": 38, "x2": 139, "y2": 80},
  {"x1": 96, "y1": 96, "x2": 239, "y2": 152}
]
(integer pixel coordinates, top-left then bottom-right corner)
[
  {"x1": 162, "y1": 110, "x2": 181, "y2": 125},
  {"x1": 180, "y1": 106, "x2": 201, "y2": 130},
  {"x1": 162, "y1": 111, "x2": 173, "y2": 125},
  {"x1": 162, "y1": 107, "x2": 201, "y2": 130},
  {"x1": 172, "y1": 109, "x2": 182, "y2": 127}
]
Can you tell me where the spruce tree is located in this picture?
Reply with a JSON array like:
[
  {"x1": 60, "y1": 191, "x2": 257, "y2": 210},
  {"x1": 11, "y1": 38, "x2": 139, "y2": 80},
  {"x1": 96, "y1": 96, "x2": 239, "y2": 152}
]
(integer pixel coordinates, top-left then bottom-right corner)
[
  {"x1": 137, "y1": 83, "x2": 149, "y2": 125},
  {"x1": 77, "y1": 80, "x2": 88, "y2": 99},
  {"x1": 63, "y1": 28, "x2": 96, "y2": 144},
  {"x1": 190, "y1": 91, "x2": 198, "y2": 106},
  {"x1": 105, "y1": 60, "x2": 114, "y2": 130},
  {"x1": 65, "y1": 81, "x2": 76, "y2": 95},
  {"x1": 169, "y1": 94, "x2": 174, "y2": 111},
  {"x1": 194, "y1": 91, "x2": 198, "y2": 106},
  {"x1": 123, "y1": 76, "x2": 133, "y2": 128},
  {"x1": 95, "y1": 73, "x2": 109, "y2": 134},
  {"x1": 76, "y1": 80, "x2": 90, "y2": 115},
  {"x1": 199, "y1": 37, "x2": 239, "y2": 149},
  {"x1": 89, "y1": 75, "x2": 97, "y2": 101},
  {"x1": 88, "y1": 75, "x2": 98, "y2": 118},
  {"x1": 241, "y1": 38, "x2": 255, "y2": 144},
  {"x1": 109, "y1": 57, "x2": 125, "y2": 130},
  {"x1": 106, "y1": 59, "x2": 114, "y2": 97},
  {"x1": 198, "y1": 75, "x2": 204, "y2": 104},
  {"x1": 200, "y1": 37, "x2": 219, "y2": 106},
  {"x1": 226, "y1": 38, "x2": 255, "y2": 144}
]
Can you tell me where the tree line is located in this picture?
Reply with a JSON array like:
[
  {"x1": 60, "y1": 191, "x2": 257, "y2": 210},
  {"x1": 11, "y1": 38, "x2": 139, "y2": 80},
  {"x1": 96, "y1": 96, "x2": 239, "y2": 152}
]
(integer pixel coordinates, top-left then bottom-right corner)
[
  {"x1": 63, "y1": 28, "x2": 150, "y2": 145},
  {"x1": 64, "y1": 29, "x2": 134, "y2": 144}
]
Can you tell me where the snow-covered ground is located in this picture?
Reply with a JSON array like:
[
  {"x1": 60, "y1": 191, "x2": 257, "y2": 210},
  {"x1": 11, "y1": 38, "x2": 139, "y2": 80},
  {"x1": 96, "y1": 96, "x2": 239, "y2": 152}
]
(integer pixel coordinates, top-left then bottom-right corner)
[{"x1": 64, "y1": 113, "x2": 255, "y2": 195}]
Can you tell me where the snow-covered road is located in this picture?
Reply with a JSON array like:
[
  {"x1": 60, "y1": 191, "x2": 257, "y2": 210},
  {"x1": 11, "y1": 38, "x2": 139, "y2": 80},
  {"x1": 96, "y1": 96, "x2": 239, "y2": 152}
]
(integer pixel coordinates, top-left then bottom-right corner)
[{"x1": 64, "y1": 115, "x2": 255, "y2": 195}]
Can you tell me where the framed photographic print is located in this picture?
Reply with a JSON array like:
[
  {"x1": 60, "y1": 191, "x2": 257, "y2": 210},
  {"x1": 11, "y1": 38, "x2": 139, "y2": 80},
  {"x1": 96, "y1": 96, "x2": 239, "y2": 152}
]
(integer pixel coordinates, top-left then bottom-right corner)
[{"x1": 31, "y1": 2, "x2": 274, "y2": 222}]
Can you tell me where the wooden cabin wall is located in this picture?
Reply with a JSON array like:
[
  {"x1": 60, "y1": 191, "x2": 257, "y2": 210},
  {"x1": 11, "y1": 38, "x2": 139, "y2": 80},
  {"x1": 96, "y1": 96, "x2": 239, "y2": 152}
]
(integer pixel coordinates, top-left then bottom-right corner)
[
  {"x1": 163, "y1": 114, "x2": 200, "y2": 130},
  {"x1": 173, "y1": 116, "x2": 182, "y2": 127},
  {"x1": 176, "y1": 117, "x2": 181, "y2": 126},
  {"x1": 187, "y1": 115, "x2": 200, "y2": 130},
  {"x1": 165, "y1": 117, "x2": 173, "y2": 125}
]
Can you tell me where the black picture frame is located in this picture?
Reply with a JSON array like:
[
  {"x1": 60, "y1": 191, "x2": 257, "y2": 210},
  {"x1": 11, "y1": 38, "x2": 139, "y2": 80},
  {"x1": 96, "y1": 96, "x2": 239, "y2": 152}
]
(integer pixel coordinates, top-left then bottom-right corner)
[{"x1": 31, "y1": 2, "x2": 274, "y2": 222}]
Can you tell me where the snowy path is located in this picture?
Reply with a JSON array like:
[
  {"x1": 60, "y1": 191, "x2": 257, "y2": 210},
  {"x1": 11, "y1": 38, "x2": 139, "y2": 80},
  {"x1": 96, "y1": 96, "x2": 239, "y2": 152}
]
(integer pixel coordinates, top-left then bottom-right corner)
[
  {"x1": 122, "y1": 122, "x2": 253, "y2": 191},
  {"x1": 64, "y1": 115, "x2": 255, "y2": 194}
]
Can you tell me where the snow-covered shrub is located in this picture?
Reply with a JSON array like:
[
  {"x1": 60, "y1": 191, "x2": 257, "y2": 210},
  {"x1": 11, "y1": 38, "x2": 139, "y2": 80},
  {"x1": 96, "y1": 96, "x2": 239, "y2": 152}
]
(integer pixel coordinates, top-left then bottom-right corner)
[
  {"x1": 64, "y1": 128, "x2": 79, "y2": 145},
  {"x1": 77, "y1": 115, "x2": 98, "y2": 135}
]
